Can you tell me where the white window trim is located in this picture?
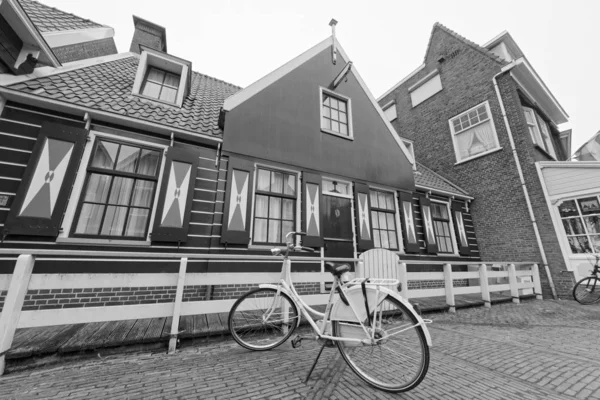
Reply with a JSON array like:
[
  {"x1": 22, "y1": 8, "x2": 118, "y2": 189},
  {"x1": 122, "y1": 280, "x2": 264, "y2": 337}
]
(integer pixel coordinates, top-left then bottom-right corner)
[
  {"x1": 369, "y1": 185, "x2": 403, "y2": 253},
  {"x1": 322, "y1": 176, "x2": 353, "y2": 199},
  {"x1": 58, "y1": 130, "x2": 168, "y2": 244},
  {"x1": 449, "y1": 101, "x2": 501, "y2": 164},
  {"x1": 558, "y1": 194, "x2": 600, "y2": 255},
  {"x1": 430, "y1": 199, "x2": 460, "y2": 256},
  {"x1": 132, "y1": 50, "x2": 189, "y2": 108},
  {"x1": 248, "y1": 162, "x2": 301, "y2": 248},
  {"x1": 319, "y1": 87, "x2": 354, "y2": 140},
  {"x1": 381, "y1": 100, "x2": 397, "y2": 122}
]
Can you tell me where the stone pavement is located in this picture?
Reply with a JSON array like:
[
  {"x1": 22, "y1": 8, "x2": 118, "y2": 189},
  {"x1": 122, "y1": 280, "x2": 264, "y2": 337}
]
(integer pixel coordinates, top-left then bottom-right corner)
[{"x1": 1, "y1": 298, "x2": 599, "y2": 399}]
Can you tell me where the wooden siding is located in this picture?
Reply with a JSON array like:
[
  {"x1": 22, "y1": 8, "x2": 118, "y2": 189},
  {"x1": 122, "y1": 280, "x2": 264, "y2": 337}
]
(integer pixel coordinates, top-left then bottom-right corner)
[{"x1": 541, "y1": 166, "x2": 600, "y2": 197}]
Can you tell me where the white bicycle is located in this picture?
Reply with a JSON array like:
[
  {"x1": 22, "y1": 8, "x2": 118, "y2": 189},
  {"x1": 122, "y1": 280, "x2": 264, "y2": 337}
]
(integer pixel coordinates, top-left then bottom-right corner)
[{"x1": 228, "y1": 232, "x2": 432, "y2": 393}]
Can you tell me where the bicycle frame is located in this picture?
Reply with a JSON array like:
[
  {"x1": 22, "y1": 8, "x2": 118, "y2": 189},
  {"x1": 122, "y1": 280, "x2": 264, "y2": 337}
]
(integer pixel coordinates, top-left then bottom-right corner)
[{"x1": 259, "y1": 248, "x2": 432, "y2": 346}]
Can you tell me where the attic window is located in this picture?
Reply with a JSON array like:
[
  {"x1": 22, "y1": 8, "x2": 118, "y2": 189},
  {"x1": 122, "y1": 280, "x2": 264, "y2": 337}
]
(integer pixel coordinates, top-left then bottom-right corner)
[
  {"x1": 132, "y1": 48, "x2": 191, "y2": 108},
  {"x1": 320, "y1": 87, "x2": 353, "y2": 139},
  {"x1": 141, "y1": 67, "x2": 180, "y2": 104}
]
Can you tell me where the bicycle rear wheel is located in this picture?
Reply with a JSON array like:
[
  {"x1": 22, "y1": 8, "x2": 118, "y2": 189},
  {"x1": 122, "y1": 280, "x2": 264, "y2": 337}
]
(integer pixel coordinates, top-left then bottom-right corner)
[
  {"x1": 332, "y1": 295, "x2": 429, "y2": 393},
  {"x1": 228, "y1": 287, "x2": 299, "y2": 351},
  {"x1": 573, "y1": 277, "x2": 600, "y2": 305}
]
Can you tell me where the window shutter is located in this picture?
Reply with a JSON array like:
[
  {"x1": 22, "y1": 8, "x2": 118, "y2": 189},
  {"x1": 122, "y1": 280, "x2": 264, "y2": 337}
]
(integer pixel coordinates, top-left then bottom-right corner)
[
  {"x1": 398, "y1": 191, "x2": 419, "y2": 253},
  {"x1": 419, "y1": 196, "x2": 438, "y2": 254},
  {"x1": 4, "y1": 122, "x2": 87, "y2": 237},
  {"x1": 354, "y1": 182, "x2": 374, "y2": 251},
  {"x1": 221, "y1": 156, "x2": 254, "y2": 245},
  {"x1": 151, "y1": 146, "x2": 199, "y2": 243},
  {"x1": 302, "y1": 172, "x2": 323, "y2": 247},
  {"x1": 451, "y1": 201, "x2": 471, "y2": 256}
]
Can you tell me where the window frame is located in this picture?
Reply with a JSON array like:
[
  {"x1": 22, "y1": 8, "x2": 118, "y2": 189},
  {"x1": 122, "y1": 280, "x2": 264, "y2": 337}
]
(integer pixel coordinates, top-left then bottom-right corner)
[
  {"x1": 430, "y1": 199, "x2": 459, "y2": 256},
  {"x1": 58, "y1": 131, "x2": 168, "y2": 245},
  {"x1": 139, "y1": 66, "x2": 181, "y2": 105},
  {"x1": 319, "y1": 87, "x2": 353, "y2": 140},
  {"x1": 69, "y1": 138, "x2": 163, "y2": 241},
  {"x1": 523, "y1": 106, "x2": 557, "y2": 159},
  {"x1": 448, "y1": 101, "x2": 501, "y2": 164},
  {"x1": 558, "y1": 195, "x2": 600, "y2": 255},
  {"x1": 369, "y1": 188, "x2": 400, "y2": 251},
  {"x1": 381, "y1": 100, "x2": 397, "y2": 122},
  {"x1": 249, "y1": 164, "x2": 300, "y2": 247}
]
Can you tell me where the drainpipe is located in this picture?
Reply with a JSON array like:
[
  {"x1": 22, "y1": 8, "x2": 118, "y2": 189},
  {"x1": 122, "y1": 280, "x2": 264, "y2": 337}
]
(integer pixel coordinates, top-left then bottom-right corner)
[{"x1": 492, "y1": 59, "x2": 558, "y2": 299}]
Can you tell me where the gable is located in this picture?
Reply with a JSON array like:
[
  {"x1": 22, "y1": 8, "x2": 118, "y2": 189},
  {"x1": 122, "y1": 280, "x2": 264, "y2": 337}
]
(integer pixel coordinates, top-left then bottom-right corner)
[{"x1": 222, "y1": 42, "x2": 414, "y2": 190}]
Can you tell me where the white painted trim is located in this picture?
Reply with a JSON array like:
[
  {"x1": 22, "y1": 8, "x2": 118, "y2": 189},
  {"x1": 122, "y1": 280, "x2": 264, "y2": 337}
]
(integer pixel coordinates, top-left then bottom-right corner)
[
  {"x1": 449, "y1": 101, "x2": 501, "y2": 164},
  {"x1": 42, "y1": 27, "x2": 114, "y2": 48},
  {"x1": 430, "y1": 199, "x2": 460, "y2": 256},
  {"x1": 319, "y1": 86, "x2": 353, "y2": 139},
  {"x1": 414, "y1": 185, "x2": 474, "y2": 201},
  {"x1": 407, "y1": 69, "x2": 440, "y2": 92},
  {"x1": 377, "y1": 63, "x2": 426, "y2": 101},
  {"x1": 0, "y1": 52, "x2": 134, "y2": 87},
  {"x1": 223, "y1": 37, "x2": 332, "y2": 111}
]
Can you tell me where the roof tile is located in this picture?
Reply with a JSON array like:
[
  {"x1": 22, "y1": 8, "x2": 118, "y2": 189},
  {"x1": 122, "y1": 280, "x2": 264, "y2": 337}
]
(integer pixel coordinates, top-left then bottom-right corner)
[
  {"x1": 414, "y1": 162, "x2": 470, "y2": 198},
  {"x1": 18, "y1": 0, "x2": 106, "y2": 33}
]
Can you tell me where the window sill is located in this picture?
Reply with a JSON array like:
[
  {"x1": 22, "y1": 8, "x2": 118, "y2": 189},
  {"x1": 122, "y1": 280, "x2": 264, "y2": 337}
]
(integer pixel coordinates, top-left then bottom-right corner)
[
  {"x1": 454, "y1": 147, "x2": 503, "y2": 166},
  {"x1": 132, "y1": 93, "x2": 182, "y2": 109},
  {"x1": 56, "y1": 237, "x2": 152, "y2": 247},
  {"x1": 321, "y1": 128, "x2": 354, "y2": 141}
]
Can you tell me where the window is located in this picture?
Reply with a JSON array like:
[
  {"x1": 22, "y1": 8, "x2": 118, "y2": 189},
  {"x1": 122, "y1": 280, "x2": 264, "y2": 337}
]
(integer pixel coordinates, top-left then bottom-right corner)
[
  {"x1": 449, "y1": 101, "x2": 500, "y2": 162},
  {"x1": 409, "y1": 72, "x2": 442, "y2": 107},
  {"x1": 72, "y1": 139, "x2": 161, "y2": 239},
  {"x1": 523, "y1": 107, "x2": 556, "y2": 158},
  {"x1": 370, "y1": 189, "x2": 398, "y2": 250},
  {"x1": 320, "y1": 88, "x2": 352, "y2": 138},
  {"x1": 431, "y1": 202, "x2": 454, "y2": 253},
  {"x1": 559, "y1": 197, "x2": 600, "y2": 254},
  {"x1": 141, "y1": 67, "x2": 180, "y2": 104},
  {"x1": 382, "y1": 101, "x2": 397, "y2": 121},
  {"x1": 253, "y1": 167, "x2": 297, "y2": 244}
]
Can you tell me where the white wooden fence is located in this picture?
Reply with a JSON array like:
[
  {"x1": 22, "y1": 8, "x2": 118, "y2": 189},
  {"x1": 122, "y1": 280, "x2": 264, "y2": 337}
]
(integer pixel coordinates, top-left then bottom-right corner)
[{"x1": 0, "y1": 248, "x2": 542, "y2": 375}]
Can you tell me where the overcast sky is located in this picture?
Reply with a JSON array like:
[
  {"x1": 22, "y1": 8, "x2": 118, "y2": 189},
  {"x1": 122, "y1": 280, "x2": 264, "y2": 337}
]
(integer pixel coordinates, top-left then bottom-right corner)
[{"x1": 45, "y1": 0, "x2": 599, "y2": 153}]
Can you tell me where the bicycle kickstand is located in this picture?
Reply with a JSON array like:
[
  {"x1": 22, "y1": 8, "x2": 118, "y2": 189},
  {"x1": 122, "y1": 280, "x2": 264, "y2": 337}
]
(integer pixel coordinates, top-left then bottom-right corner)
[{"x1": 304, "y1": 341, "x2": 328, "y2": 383}]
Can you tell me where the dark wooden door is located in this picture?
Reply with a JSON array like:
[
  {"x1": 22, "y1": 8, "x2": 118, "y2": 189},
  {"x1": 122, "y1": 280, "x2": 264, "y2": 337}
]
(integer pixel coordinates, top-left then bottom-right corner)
[{"x1": 322, "y1": 195, "x2": 354, "y2": 260}]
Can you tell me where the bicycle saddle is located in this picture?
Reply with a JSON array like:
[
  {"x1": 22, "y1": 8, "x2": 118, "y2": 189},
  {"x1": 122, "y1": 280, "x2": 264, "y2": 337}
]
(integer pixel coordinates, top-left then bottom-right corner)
[{"x1": 325, "y1": 262, "x2": 350, "y2": 277}]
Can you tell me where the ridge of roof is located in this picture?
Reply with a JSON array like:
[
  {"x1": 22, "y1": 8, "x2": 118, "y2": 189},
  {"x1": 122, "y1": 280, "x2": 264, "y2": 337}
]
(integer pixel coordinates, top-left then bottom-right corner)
[
  {"x1": 414, "y1": 161, "x2": 471, "y2": 198},
  {"x1": 18, "y1": 0, "x2": 107, "y2": 33},
  {"x1": 424, "y1": 22, "x2": 508, "y2": 66}
]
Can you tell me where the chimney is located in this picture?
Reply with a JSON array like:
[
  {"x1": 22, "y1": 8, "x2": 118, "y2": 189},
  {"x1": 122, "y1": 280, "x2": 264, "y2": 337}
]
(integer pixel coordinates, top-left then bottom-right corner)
[{"x1": 129, "y1": 16, "x2": 167, "y2": 54}]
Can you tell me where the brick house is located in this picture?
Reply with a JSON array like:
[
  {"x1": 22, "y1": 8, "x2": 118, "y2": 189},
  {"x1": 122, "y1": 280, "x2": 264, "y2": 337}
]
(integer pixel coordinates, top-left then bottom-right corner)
[
  {"x1": 378, "y1": 23, "x2": 580, "y2": 298},
  {"x1": 0, "y1": 2, "x2": 481, "y2": 312}
]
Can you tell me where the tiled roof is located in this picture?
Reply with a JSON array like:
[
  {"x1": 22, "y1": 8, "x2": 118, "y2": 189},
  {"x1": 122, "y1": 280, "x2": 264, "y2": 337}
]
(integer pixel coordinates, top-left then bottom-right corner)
[
  {"x1": 424, "y1": 23, "x2": 508, "y2": 66},
  {"x1": 414, "y1": 162, "x2": 471, "y2": 198},
  {"x1": 9, "y1": 56, "x2": 242, "y2": 135},
  {"x1": 19, "y1": 0, "x2": 106, "y2": 33}
]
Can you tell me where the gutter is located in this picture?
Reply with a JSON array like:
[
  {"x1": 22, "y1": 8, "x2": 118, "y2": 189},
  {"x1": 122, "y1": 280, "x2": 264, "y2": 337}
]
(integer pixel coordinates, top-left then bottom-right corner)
[
  {"x1": 492, "y1": 60, "x2": 557, "y2": 299},
  {"x1": 0, "y1": 87, "x2": 223, "y2": 147}
]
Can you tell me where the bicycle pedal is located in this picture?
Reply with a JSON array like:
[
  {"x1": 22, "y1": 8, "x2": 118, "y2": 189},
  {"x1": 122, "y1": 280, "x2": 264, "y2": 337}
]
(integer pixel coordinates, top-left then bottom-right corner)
[{"x1": 291, "y1": 335, "x2": 302, "y2": 348}]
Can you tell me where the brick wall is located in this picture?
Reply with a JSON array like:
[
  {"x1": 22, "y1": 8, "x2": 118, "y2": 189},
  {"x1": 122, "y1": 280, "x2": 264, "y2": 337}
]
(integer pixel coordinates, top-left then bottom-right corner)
[
  {"x1": 52, "y1": 38, "x2": 118, "y2": 63},
  {"x1": 378, "y1": 26, "x2": 566, "y2": 298}
]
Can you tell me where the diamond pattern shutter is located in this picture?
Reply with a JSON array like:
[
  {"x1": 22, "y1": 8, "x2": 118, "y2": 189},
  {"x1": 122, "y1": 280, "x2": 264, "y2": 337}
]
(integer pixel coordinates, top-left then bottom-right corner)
[
  {"x1": 419, "y1": 196, "x2": 438, "y2": 254},
  {"x1": 302, "y1": 172, "x2": 323, "y2": 247},
  {"x1": 354, "y1": 182, "x2": 374, "y2": 251},
  {"x1": 4, "y1": 122, "x2": 87, "y2": 237},
  {"x1": 221, "y1": 156, "x2": 254, "y2": 245},
  {"x1": 151, "y1": 146, "x2": 199, "y2": 243},
  {"x1": 398, "y1": 191, "x2": 420, "y2": 253},
  {"x1": 451, "y1": 201, "x2": 471, "y2": 256}
]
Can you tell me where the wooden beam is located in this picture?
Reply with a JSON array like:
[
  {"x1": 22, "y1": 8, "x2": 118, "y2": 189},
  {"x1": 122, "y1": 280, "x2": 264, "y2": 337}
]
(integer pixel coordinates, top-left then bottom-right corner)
[{"x1": 168, "y1": 257, "x2": 187, "y2": 354}]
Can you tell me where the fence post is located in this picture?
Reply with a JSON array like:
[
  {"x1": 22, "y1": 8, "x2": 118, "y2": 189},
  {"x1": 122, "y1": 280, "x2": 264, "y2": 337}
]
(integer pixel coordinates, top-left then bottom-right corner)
[
  {"x1": 398, "y1": 262, "x2": 408, "y2": 299},
  {"x1": 443, "y1": 263, "x2": 455, "y2": 313},
  {"x1": 0, "y1": 254, "x2": 35, "y2": 375},
  {"x1": 531, "y1": 264, "x2": 543, "y2": 300},
  {"x1": 479, "y1": 264, "x2": 491, "y2": 308},
  {"x1": 507, "y1": 263, "x2": 520, "y2": 304},
  {"x1": 168, "y1": 257, "x2": 188, "y2": 354}
]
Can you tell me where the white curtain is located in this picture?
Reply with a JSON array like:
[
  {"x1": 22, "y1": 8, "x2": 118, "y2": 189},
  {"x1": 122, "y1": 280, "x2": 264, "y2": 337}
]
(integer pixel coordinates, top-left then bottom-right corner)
[
  {"x1": 473, "y1": 121, "x2": 496, "y2": 151},
  {"x1": 456, "y1": 129, "x2": 475, "y2": 160}
]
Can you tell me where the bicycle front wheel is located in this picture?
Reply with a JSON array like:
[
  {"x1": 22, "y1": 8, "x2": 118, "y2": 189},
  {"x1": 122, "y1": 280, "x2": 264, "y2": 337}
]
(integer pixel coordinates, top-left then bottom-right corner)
[
  {"x1": 228, "y1": 287, "x2": 299, "y2": 351},
  {"x1": 573, "y1": 277, "x2": 600, "y2": 305},
  {"x1": 332, "y1": 295, "x2": 429, "y2": 393}
]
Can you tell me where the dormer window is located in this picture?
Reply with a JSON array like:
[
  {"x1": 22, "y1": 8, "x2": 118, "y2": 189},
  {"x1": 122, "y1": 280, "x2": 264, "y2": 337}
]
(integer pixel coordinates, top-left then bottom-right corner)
[
  {"x1": 132, "y1": 47, "x2": 191, "y2": 108},
  {"x1": 141, "y1": 67, "x2": 180, "y2": 104},
  {"x1": 320, "y1": 87, "x2": 353, "y2": 139}
]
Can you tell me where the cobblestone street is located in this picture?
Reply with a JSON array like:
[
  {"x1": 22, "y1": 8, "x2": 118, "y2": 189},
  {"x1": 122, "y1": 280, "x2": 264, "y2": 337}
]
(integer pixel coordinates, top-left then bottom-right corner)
[{"x1": 2, "y1": 299, "x2": 599, "y2": 399}]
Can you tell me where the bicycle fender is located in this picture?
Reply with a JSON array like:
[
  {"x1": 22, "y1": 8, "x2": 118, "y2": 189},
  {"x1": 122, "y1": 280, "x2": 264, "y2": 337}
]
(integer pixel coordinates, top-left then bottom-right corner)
[
  {"x1": 257, "y1": 284, "x2": 302, "y2": 327},
  {"x1": 331, "y1": 285, "x2": 432, "y2": 347}
]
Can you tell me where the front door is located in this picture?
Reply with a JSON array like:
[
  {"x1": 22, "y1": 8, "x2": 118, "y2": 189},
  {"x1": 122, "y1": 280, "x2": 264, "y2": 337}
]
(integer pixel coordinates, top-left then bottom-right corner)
[{"x1": 322, "y1": 194, "x2": 354, "y2": 259}]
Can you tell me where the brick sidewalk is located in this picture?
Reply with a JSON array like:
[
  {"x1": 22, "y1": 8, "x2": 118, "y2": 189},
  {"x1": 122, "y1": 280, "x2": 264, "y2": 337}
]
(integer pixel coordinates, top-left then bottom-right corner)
[{"x1": 2, "y1": 299, "x2": 598, "y2": 399}]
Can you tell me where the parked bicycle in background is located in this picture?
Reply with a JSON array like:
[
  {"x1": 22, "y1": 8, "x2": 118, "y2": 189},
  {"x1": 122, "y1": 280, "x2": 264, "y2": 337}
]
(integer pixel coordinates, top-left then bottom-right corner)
[{"x1": 573, "y1": 254, "x2": 600, "y2": 304}]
